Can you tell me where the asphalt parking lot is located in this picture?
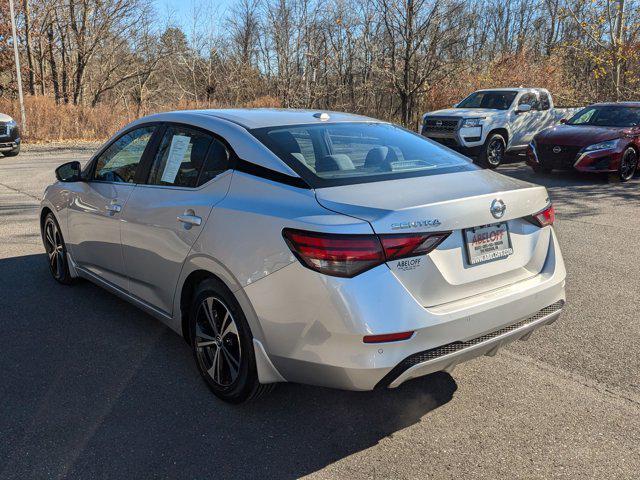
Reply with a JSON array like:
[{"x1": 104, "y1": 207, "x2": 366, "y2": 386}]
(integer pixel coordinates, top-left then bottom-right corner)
[{"x1": 1, "y1": 147, "x2": 639, "y2": 479}]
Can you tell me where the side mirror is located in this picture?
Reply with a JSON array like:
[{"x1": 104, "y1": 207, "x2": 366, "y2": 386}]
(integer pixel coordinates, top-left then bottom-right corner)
[
  {"x1": 516, "y1": 104, "x2": 532, "y2": 114},
  {"x1": 559, "y1": 118, "x2": 568, "y2": 124},
  {"x1": 453, "y1": 103, "x2": 459, "y2": 108},
  {"x1": 55, "y1": 161, "x2": 82, "y2": 182}
]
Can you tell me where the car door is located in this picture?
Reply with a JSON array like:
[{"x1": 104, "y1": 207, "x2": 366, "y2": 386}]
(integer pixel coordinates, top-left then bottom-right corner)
[
  {"x1": 66, "y1": 125, "x2": 158, "y2": 288},
  {"x1": 510, "y1": 92, "x2": 542, "y2": 148},
  {"x1": 536, "y1": 91, "x2": 555, "y2": 130},
  {"x1": 120, "y1": 124, "x2": 233, "y2": 315}
]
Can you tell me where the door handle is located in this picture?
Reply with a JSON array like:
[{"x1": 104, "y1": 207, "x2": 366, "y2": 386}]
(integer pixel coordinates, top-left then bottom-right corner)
[
  {"x1": 177, "y1": 214, "x2": 202, "y2": 229},
  {"x1": 105, "y1": 204, "x2": 122, "y2": 214}
]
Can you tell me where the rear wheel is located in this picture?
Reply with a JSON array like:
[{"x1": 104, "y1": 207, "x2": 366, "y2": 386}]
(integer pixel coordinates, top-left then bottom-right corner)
[
  {"x1": 42, "y1": 213, "x2": 73, "y2": 284},
  {"x1": 611, "y1": 147, "x2": 638, "y2": 182},
  {"x1": 478, "y1": 134, "x2": 506, "y2": 169},
  {"x1": 189, "y1": 277, "x2": 274, "y2": 403}
]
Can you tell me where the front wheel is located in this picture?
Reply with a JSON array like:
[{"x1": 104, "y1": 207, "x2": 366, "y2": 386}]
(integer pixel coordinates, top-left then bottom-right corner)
[
  {"x1": 189, "y1": 278, "x2": 274, "y2": 403},
  {"x1": 478, "y1": 134, "x2": 506, "y2": 169},
  {"x1": 611, "y1": 147, "x2": 638, "y2": 183},
  {"x1": 42, "y1": 213, "x2": 74, "y2": 284}
]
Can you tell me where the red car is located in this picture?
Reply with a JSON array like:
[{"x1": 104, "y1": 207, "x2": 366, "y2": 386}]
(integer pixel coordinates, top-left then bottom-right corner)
[{"x1": 527, "y1": 102, "x2": 640, "y2": 182}]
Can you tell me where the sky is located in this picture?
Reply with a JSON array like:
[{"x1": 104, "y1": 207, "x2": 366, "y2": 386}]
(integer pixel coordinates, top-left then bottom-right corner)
[{"x1": 153, "y1": 0, "x2": 236, "y2": 33}]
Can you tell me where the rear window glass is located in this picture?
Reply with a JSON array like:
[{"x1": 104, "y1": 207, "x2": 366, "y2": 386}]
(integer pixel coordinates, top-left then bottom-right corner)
[{"x1": 251, "y1": 122, "x2": 476, "y2": 188}]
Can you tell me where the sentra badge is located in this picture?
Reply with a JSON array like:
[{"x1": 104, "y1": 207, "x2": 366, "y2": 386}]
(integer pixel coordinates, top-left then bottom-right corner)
[{"x1": 391, "y1": 219, "x2": 442, "y2": 230}]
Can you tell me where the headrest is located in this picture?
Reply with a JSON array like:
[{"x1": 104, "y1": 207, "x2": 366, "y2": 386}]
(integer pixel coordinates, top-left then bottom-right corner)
[
  {"x1": 364, "y1": 146, "x2": 396, "y2": 171},
  {"x1": 269, "y1": 131, "x2": 301, "y2": 153},
  {"x1": 316, "y1": 154, "x2": 355, "y2": 173}
]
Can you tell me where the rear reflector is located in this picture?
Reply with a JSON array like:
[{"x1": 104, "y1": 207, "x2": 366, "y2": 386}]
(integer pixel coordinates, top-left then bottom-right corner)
[
  {"x1": 363, "y1": 331, "x2": 414, "y2": 343},
  {"x1": 283, "y1": 229, "x2": 451, "y2": 278},
  {"x1": 529, "y1": 204, "x2": 555, "y2": 227}
]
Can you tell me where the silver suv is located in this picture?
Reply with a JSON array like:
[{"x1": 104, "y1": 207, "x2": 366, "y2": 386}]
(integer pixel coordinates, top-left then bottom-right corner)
[{"x1": 41, "y1": 109, "x2": 566, "y2": 403}]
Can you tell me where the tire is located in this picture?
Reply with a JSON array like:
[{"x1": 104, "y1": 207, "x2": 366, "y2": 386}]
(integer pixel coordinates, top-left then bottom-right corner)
[
  {"x1": 532, "y1": 164, "x2": 553, "y2": 174},
  {"x1": 610, "y1": 147, "x2": 638, "y2": 183},
  {"x1": 3, "y1": 145, "x2": 20, "y2": 157},
  {"x1": 478, "y1": 133, "x2": 506, "y2": 169},
  {"x1": 189, "y1": 277, "x2": 274, "y2": 403},
  {"x1": 42, "y1": 212, "x2": 74, "y2": 285}
]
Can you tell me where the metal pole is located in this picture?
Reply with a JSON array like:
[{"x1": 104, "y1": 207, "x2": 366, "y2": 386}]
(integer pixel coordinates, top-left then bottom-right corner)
[{"x1": 8, "y1": 0, "x2": 28, "y2": 136}]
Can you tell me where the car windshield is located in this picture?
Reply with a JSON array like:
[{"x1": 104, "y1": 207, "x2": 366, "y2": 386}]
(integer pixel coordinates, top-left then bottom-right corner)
[
  {"x1": 566, "y1": 105, "x2": 640, "y2": 127},
  {"x1": 456, "y1": 91, "x2": 518, "y2": 110},
  {"x1": 251, "y1": 122, "x2": 477, "y2": 187}
]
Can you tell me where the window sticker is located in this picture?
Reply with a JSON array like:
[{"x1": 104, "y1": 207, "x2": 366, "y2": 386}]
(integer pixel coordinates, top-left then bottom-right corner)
[{"x1": 161, "y1": 135, "x2": 191, "y2": 183}]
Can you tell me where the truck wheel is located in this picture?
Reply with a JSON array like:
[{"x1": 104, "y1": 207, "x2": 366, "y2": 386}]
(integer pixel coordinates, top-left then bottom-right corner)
[{"x1": 478, "y1": 134, "x2": 506, "y2": 169}]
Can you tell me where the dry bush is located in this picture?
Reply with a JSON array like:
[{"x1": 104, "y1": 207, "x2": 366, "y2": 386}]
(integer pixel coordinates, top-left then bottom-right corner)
[
  {"x1": 0, "y1": 94, "x2": 288, "y2": 143},
  {"x1": 423, "y1": 50, "x2": 580, "y2": 112},
  {"x1": 0, "y1": 96, "x2": 135, "y2": 142}
]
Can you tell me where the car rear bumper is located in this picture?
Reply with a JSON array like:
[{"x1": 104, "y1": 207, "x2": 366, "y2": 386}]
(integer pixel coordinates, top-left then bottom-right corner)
[
  {"x1": 244, "y1": 228, "x2": 566, "y2": 391},
  {"x1": 378, "y1": 300, "x2": 563, "y2": 388}
]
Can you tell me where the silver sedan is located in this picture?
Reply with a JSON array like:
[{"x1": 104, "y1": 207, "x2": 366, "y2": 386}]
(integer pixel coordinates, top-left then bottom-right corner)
[{"x1": 40, "y1": 109, "x2": 566, "y2": 403}]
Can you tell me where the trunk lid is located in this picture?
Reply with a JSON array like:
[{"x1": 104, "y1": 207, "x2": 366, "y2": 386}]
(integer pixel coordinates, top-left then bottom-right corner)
[{"x1": 315, "y1": 170, "x2": 553, "y2": 307}]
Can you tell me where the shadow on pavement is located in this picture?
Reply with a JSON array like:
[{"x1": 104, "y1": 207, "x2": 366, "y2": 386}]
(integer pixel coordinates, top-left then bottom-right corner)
[{"x1": 0, "y1": 253, "x2": 457, "y2": 480}]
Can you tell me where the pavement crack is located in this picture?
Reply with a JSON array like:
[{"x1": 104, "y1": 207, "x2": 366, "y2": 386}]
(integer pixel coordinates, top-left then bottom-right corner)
[{"x1": 0, "y1": 180, "x2": 42, "y2": 201}]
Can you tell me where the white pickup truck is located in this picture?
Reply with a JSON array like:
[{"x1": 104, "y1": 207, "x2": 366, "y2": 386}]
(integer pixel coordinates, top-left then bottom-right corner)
[{"x1": 421, "y1": 88, "x2": 581, "y2": 168}]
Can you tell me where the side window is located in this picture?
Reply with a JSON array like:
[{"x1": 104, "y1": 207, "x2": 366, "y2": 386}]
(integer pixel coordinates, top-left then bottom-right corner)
[
  {"x1": 198, "y1": 138, "x2": 231, "y2": 186},
  {"x1": 539, "y1": 92, "x2": 551, "y2": 110},
  {"x1": 94, "y1": 126, "x2": 155, "y2": 183},
  {"x1": 148, "y1": 126, "x2": 213, "y2": 187},
  {"x1": 148, "y1": 125, "x2": 230, "y2": 188},
  {"x1": 519, "y1": 93, "x2": 536, "y2": 108}
]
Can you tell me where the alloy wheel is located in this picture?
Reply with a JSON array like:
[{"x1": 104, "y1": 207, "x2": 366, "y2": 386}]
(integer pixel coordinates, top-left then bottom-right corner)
[
  {"x1": 44, "y1": 218, "x2": 65, "y2": 280},
  {"x1": 194, "y1": 297, "x2": 242, "y2": 387},
  {"x1": 487, "y1": 139, "x2": 505, "y2": 166},
  {"x1": 620, "y1": 149, "x2": 638, "y2": 181}
]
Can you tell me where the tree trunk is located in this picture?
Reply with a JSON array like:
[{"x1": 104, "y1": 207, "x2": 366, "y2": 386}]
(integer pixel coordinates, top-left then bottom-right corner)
[
  {"x1": 612, "y1": 0, "x2": 625, "y2": 101},
  {"x1": 23, "y1": 0, "x2": 35, "y2": 95},
  {"x1": 46, "y1": 23, "x2": 61, "y2": 104}
]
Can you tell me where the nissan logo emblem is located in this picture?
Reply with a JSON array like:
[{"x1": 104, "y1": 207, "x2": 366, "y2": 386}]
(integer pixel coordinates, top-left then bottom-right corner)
[
  {"x1": 553, "y1": 146, "x2": 562, "y2": 154},
  {"x1": 435, "y1": 120, "x2": 443, "y2": 126},
  {"x1": 490, "y1": 199, "x2": 506, "y2": 219}
]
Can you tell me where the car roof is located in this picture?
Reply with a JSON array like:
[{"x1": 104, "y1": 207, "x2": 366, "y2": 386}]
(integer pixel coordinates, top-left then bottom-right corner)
[
  {"x1": 588, "y1": 102, "x2": 640, "y2": 108},
  {"x1": 475, "y1": 87, "x2": 547, "y2": 93},
  {"x1": 168, "y1": 108, "x2": 381, "y2": 129}
]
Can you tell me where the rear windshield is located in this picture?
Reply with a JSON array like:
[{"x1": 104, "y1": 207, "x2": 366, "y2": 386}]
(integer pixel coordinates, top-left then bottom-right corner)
[
  {"x1": 456, "y1": 91, "x2": 518, "y2": 110},
  {"x1": 251, "y1": 122, "x2": 476, "y2": 187},
  {"x1": 566, "y1": 105, "x2": 640, "y2": 127}
]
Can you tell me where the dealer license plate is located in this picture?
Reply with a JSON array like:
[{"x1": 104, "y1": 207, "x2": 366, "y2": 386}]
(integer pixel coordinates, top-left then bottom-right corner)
[{"x1": 464, "y1": 222, "x2": 513, "y2": 265}]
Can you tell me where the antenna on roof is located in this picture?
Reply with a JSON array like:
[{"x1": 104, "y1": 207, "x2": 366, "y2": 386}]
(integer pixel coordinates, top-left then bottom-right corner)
[{"x1": 313, "y1": 112, "x2": 331, "y2": 121}]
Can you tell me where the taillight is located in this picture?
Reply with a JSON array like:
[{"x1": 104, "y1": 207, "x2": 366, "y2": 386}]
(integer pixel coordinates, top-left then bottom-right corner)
[
  {"x1": 282, "y1": 229, "x2": 450, "y2": 278},
  {"x1": 529, "y1": 204, "x2": 555, "y2": 227},
  {"x1": 379, "y1": 233, "x2": 450, "y2": 261}
]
